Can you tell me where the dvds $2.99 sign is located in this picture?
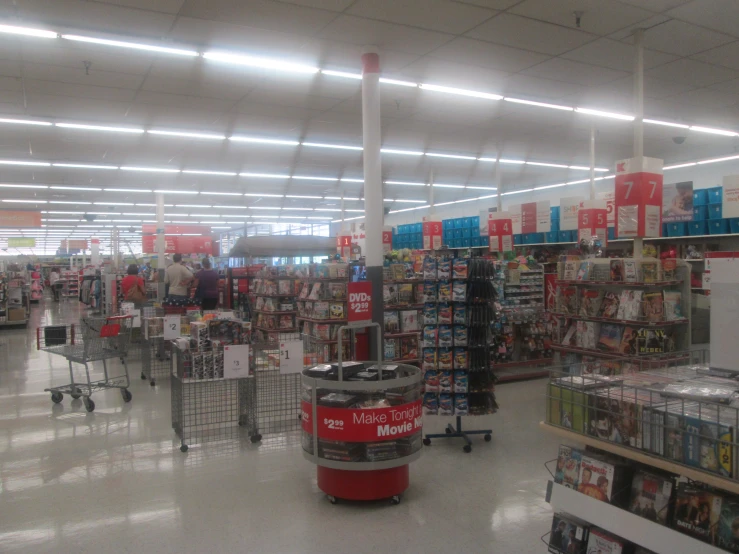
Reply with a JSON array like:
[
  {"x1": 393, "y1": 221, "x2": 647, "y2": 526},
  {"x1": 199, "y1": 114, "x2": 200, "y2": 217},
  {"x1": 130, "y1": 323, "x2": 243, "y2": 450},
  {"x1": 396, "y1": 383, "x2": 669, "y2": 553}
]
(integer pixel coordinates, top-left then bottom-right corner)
[{"x1": 348, "y1": 281, "x2": 372, "y2": 324}]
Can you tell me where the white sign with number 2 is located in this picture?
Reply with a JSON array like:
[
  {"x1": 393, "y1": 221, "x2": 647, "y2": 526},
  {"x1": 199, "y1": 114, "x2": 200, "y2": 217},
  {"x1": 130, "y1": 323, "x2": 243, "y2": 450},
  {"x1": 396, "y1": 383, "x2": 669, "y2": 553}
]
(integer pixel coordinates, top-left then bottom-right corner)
[
  {"x1": 224, "y1": 345, "x2": 251, "y2": 379},
  {"x1": 163, "y1": 315, "x2": 180, "y2": 339},
  {"x1": 279, "y1": 339, "x2": 304, "y2": 375}
]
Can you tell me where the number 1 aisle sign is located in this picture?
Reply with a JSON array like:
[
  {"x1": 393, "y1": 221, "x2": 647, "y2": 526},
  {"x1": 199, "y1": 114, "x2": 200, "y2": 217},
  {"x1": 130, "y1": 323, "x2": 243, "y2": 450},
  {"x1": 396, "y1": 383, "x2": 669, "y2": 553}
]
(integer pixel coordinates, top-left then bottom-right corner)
[
  {"x1": 488, "y1": 212, "x2": 513, "y2": 253},
  {"x1": 615, "y1": 156, "x2": 663, "y2": 238}
]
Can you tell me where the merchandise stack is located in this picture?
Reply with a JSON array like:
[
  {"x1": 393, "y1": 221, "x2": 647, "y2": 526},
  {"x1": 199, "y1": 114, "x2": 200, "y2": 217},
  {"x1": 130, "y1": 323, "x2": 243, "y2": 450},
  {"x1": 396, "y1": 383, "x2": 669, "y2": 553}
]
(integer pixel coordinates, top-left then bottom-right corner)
[
  {"x1": 61, "y1": 270, "x2": 79, "y2": 298},
  {"x1": 551, "y1": 257, "x2": 691, "y2": 373},
  {"x1": 383, "y1": 262, "x2": 422, "y2": 364},
  {"x1": 251, "y1": 266, "x2": 299, "y2": 342},
  {"x1": 296, "y1": 262, "x2": 351, "y2": 363}
]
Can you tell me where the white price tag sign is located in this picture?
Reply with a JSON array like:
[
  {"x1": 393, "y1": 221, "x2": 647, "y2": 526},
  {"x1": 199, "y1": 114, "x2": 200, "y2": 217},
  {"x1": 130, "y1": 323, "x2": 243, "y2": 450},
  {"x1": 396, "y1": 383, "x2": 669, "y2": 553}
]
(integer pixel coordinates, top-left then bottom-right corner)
[
  {"x1": 224, "y1": 345, "x2": 251, "y2": 379},
  {"x1": 279, "y1": 339, "x2": 304, "y2": 375},
  {"x1": 163, "y1": 314, "x2": 181, "y2": 339}
]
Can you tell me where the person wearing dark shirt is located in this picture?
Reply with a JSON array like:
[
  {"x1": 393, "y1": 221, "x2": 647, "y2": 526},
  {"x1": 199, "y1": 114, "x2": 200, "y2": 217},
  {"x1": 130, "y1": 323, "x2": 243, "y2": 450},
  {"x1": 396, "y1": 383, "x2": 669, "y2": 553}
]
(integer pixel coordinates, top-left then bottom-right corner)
[
  {"x1": 121, "y1": 264, "x2": 146, "y2": 306},
  {"x1": 194, "y1": 258, "x2": 219, "y2": 311}
]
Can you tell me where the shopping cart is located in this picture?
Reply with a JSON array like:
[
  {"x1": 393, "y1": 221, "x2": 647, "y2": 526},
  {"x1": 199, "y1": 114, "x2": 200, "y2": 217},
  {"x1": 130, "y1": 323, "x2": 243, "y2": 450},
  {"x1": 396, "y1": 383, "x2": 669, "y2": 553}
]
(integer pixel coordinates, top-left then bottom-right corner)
[{"x1": 40, "y1": 315, "x2": 134, "y2": 412}]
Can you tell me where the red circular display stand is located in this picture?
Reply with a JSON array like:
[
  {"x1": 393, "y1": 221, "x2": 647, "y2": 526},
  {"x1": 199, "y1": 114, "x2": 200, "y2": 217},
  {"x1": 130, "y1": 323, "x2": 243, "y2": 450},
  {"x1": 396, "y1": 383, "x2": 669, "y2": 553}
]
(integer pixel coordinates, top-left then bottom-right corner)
[{"x1": 317, "y1": 465, "x2": 409, "y2": 501}]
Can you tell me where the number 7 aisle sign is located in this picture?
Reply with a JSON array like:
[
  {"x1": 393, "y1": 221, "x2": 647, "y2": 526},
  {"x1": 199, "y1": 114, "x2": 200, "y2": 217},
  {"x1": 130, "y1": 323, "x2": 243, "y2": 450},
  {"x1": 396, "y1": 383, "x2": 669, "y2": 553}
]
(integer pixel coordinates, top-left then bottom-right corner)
[
  {"x1": 488, "y1": 212, "x2": 513, "y2": 253},
  {"x1": 615, "y1": 156, "x2": 663, "y2": 238}
]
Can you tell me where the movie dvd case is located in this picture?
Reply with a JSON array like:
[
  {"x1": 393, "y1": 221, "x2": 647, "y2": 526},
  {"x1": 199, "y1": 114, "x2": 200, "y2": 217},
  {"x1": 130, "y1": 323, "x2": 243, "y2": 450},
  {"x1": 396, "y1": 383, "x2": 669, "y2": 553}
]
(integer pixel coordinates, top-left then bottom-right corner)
[
  {"x1": 554, "y1": 444, "x2": 583, "y2": 489},
  {"x1": 585, "y1": 527, "x2": 627, "y2": 554},
  {"x1": 579, "y1": 289, "x2": 604, "y2": 318},
  {"x1": 577, "y1": 453, "x2": 633, "y2": 506},
  {"x1": 610, "y1": 259, "x2": 624, "y2": 281},
  {"x1": 643, "y1": 292, "x2": 664, "y2": 322},
  {"x1": 617, "y1": 290, "x2": 643, "y2": 321},
  {"x1": 563, "y1": 261, "x2": 579, "y2": 280},
  {"x1": 597, "y1": 323, "x2": 623, "y2": 352},
  {"x1": 629, "y1": 469, "x2": 675, "y2": 526},
  {"x1": 672, "y1": 483, "x2": 723, "y2": 544},
  {"x1": 598, "y1": 292, "x2": 620, "y2": 319},
  {"x1": 576, "y1": 261, "x2": 591, "y2": 281},
  {"x1": 548, "y1": 513, "x2": 589, "y2": 554},
  {"x1": 718, "y1": 496, "x2": 739, "y2": 553},
  {"x1": 663, "y1": 290, "x2": 683, "y2": 321}
]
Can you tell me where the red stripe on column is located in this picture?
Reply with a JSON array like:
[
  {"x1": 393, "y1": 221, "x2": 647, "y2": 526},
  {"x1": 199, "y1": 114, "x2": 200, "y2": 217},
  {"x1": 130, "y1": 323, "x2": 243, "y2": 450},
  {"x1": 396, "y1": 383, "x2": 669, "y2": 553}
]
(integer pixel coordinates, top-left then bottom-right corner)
[{"x1": 361, "y1": 52, "x2": 380, "y2": 74}]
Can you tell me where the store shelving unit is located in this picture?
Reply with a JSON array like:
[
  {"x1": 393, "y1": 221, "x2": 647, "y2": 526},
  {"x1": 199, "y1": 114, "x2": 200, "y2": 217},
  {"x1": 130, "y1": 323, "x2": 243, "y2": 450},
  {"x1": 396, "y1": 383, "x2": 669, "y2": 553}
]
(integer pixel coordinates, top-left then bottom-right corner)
[
  {"x1": 227, "y1": 265, "x2": 263, "y2": 319},
  {"x1": 383, "y1": 264, "x2": 422, "y2": 365},
  {"x1": 61, "y1": 270, "x2": 79, "y2": 298},
  {"x1": 251, "y1": 272, "x2": 299, "y2": 342}
]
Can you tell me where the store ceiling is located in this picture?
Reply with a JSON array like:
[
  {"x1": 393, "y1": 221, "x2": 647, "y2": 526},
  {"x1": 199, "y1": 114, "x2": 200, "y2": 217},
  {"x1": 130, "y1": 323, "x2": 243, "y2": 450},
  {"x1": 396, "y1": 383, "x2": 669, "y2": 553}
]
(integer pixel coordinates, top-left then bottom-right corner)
[{"x1": 2, "y1": 0, "x2": 739, "y2": 250}]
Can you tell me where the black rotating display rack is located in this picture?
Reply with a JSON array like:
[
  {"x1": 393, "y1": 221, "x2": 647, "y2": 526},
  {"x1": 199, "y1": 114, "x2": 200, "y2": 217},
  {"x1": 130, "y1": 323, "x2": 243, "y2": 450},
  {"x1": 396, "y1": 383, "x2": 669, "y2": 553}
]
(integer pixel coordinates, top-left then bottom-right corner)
[{"x1": 423, "y1": 257, "x2": 499, "y2": 453}]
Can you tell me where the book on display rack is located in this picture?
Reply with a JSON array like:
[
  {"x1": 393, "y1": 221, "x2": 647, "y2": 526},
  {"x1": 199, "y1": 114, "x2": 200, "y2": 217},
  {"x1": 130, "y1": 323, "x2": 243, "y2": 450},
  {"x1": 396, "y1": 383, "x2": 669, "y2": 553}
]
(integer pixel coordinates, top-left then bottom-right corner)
[{"x1": 250, "y1": 266, "x2": 299, "y2": 341}]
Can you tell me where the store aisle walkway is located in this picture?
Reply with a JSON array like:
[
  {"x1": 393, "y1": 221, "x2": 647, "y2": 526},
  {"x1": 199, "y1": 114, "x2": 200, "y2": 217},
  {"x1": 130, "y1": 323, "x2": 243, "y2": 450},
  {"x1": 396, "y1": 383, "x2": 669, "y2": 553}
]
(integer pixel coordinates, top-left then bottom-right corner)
[{"x1": 0, "y1": 299, "x2": 559, "y2": 553}]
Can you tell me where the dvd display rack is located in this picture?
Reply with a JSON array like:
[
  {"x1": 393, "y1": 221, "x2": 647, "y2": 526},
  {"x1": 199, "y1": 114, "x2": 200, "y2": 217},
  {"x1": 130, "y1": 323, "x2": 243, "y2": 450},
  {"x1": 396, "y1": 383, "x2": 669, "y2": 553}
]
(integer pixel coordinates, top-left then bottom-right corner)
[
  {"x1": 251, "y1": 267, "x2": 299, "y2": 343},
  {"x1": 227, "y1": 265, "x2": 263, "y2": 319},
  {"x1": 297, "y1": 263, "x2": 352, "y2": 364},
  {"x1": 420, "y1": 256, "x2": 498, "y2": 452},
  {"x1": 383, "y1": 262, "x2": 422, "y2": 365},
  {"x1": 61, "y1": 270, "x2": 79, "y2": 298},
  {"x1": 551, "y1": 258, "x2": 691, "y2": 370},
  {"x1": 541, "y1": 355, "x2": 737, "y2": 554}
]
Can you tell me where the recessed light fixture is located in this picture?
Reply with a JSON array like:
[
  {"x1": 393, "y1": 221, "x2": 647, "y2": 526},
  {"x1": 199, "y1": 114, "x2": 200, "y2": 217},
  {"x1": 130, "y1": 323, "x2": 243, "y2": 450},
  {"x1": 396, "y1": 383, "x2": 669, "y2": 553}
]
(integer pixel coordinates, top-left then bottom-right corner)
[
  {"x1": 122, "y1": 166, "x2": 181, "y2": 173},
  {"x1": 105, "y1": 188, "x2": 153, "y2": 193},
  {"x1": 3, "y1": 199, "x2": 47, "y2": 203},
  {"x1": 229, "y1": 136, "x2": 299, "y2": 146},
  {"x1": 381, "y1": 148, "x2": 424, "y2": 156},
  {"x1": 0, "y1": 184, "x2": 48, "y2": 189},
  {"x1": 50, "y1": 186, "x2": 102, "y2": 191},
  {"x1": 302, "y1": 142, "x2": 363, "y2": 151},
  {"x1": 426, "y1": 152, "x2": 477, "y2": 161},
  {"x1": 292, "y1": 175, "x2": 338, "y2": 182},
  {"x1": 240, "y1": 173, "x2": 290, "y2": 179},
  {"x1": 384, "y1": 181, "x2": 427, "y2": 186},
  {"x1": 0, "y1": 160, "x2": 50, "y2": 166},
  {"x1": 153, "y1": 189, "x2": 198, "y2": 194},
  {"x1": 182, "y1": 170, "x2": 237, "y2": 176},
  {"x1": 498, "y1": 159, "x2": 526, "y2": 164},
  {"x1": 53, "y1": 163, "x2": 119, "y2": 170},
  {"x1": 0, "y1": 117, "x2": 52, "y2": 126}
]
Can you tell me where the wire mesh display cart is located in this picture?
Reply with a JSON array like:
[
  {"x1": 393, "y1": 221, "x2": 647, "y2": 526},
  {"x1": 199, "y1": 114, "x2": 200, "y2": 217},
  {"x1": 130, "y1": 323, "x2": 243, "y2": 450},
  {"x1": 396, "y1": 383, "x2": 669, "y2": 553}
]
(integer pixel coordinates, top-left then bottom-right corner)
[
  {"x1": 139, "y1": 308, "x2": 173, "y2": 386},
  {"x1": 40, "y1": 315, "x2": 134, "y2": 412},
  {"x1": 171, "y1": 340, "x2": 258, "y2": 452}
]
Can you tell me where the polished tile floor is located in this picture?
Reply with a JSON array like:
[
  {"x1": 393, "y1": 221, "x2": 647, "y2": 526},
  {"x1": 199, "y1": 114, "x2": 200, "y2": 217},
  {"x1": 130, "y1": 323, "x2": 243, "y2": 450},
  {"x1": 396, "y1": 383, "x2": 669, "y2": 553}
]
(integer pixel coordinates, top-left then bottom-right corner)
[{"x1": 0, "y1": 298, "x2": 560, "y2": 553}]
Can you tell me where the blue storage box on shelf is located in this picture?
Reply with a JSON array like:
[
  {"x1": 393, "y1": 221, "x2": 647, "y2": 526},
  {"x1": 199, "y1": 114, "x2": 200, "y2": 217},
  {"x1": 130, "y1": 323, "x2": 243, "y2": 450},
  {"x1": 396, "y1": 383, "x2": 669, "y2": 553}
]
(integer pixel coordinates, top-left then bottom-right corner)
[
  {"x1": 480, "y1": 236, "x2": 489, "y2": 246},
  {"x1": 443, "y1": 219, "x2": 451, "y2": 230},
  {"x1": 461, "y1": 217, "x2": 470, "y2": 228},
  {"x1": 688, "y1": 221, "x2": 708, "y2": 235},
  {"x1": 461, "y1": 238, "x2": 471, "y2": 247},
  {"x1": 661, "y1": 223, "x2": 668, "y2": 236},
  {"x1": 708, "y1": 204, "x2": 723, "y2": 219},
  {"x1": 513, "y1": 234, "x2": 522, "y2": 245},
  {"x1": 549, "y1": 219, "x2": 560, "y2": 233},
  {"x1": 550, "y1": 206, "x2": 560, "y2": 219},
  {"x1": 693, "y1": 189, "x2": 708, "y2": 206},
  {"x1": 454, "y1": 218, "x2": 463, "y2": 229},
  {"x1": 666, "y1": 222, "x2": 687, "y2": 237},
  {"x1": 461, "y1": 227, "x2": 471, "y2": 238},
  {"x1": 607, "y1": 227, "x2": 615, "y2": 241},
  {"x1": 731, "y1": 219, "x2": 739, "y2": 234},
  {"x1": 451, "y1": 228, "x2": 460, "y2": 239},
  {"x1": 708, "y1": 219, "x2": 729, "y2": 234},
  {"x1": 693, "y1": 206, "x2": 708, "y2": 220},
  {"x1": 707, "y1": 186, "x2": 723, "y2": 204},
  {"x1": 558, "y1": 230, "x2": 573, "y2": 242},
  {"x1": 470, "y1": 215, "x2": 480, "y2": 229},
  {"x1": 545, "y1": 231, "x2": 558, "y2": 243}
]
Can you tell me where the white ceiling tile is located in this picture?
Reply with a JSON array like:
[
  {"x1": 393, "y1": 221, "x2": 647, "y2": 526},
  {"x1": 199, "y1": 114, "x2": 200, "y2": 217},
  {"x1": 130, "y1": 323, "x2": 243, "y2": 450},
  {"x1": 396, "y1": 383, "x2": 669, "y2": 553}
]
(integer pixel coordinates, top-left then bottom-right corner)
[
  {"x1": 397, "y1": 57, "x2": 509, "y2": 92},
  {"x1": 562, "y1": 38, "x2": 677, "y2": 72},
  {"x1": 509, "y1": 0, "x2": 656, "y2": 36},
  {"x1": 501, "y1": 74, "x2": 585, "y2": 100},
  {"x1": 430, "y1": 37, "x2": 549, "y2": 73},
  {"x1": 602, "y1": 75, "x2": 698, "y2": 100},
  {"x1": 668, "y1": 0, "x2": 739, "y2": 38},
  {"x1": 648, "y1": 58, "x2": 739, "y2": 87},
  {"x1": 467, "y1": 13, "x2": 597, "y2": 55},
  {"x1": 141, "y1": 75, "x2": 252, "y2": 101},
  {"x1": 21, "y1": 61, "x2": 145, "y2": 90},
  {"x1": 607, "y1": 14, "x2": 672, "y2": 41},
  {"x1": 134, "y1": 90, "x2": 235, "y2": 113},
  {"x1": 316, "y1": 15, "x2": 453, "y2": 55},
  {"x1": 522, "y1": 58, "x2": 629, "y2": 87},
  {"x1": 92, "y1": 0, "x2": 186, "y2": 13},
  {"x1": 179, "y1": 0, "x2": 338, "y2": 34},
  {"x1": 25, "y1": 80, "x2": 139, "y2": 103},
  {"x1": 692, "y1": 41, "x2": 739, "y2": 71},
  {"x1": 243, "y1": 89, "x2": 343, "y2": 112},
  {"x1": 632, "y1": 19, "x2": 735, "y2": 56},
  {"x1": 24, "y1": 93, "x2": 133, "y2": 120},
  {"x1": 347, "y1": 0, "x2": 496, "y2": 34},
  {"x1": 615, "y1": 0, "x2": 692, "y2": 12},
  {"x1": 667, "y1": 87, "x2": 739, "y2": 107}
]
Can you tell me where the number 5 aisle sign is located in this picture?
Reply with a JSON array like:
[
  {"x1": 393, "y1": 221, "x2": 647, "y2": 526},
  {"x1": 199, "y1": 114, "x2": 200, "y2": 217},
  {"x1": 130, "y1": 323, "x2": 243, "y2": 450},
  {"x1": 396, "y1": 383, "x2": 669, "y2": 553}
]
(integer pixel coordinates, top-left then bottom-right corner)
[
  {"x1": 615, "y1": 156, "x2": 663, "y2": 238},
  {"x1": 488, "y1": 212, "x2": 513, "y2": 253},
  {"x1": 578, "y1": 200, "x2": 608, "y2": 245}
]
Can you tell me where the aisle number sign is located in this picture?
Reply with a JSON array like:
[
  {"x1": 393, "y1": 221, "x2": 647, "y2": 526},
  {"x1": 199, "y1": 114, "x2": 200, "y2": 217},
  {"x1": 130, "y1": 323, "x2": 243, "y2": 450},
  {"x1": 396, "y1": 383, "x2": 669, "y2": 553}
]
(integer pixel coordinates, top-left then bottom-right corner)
[
  {"x1": 598, "y1": 191, "x2": 616, "y2": 228},
  {"x1": 723, "y1": 176, "x2": 739, "y2": 219},
  {"x1": 615, "y1": 156, "x2": 663, "y2": 238},
  {"x1": 163, "y1": 315, "x2": 181, "y2": 339},
  {"x1": 382, "y1": 228, "x2": 393, "y2": 253},
  {"x1": 279, "y1": 339, "x2": 304, "y2": 375},
  {"x1": 422, "y1": 218, "x2": 442, "y2": 250},
  {"x1": 577, "y1": 200, "x2": 608, "y2": 245},
  {"x1": 336, "y1": 235, "x2": 351, "y2": 259},
  {"x1": 224, "y1": 345, "x2": 251, "y2": 379},
  {"x1": 488, "y1": 212, "x2": 513, "y2": 253}
]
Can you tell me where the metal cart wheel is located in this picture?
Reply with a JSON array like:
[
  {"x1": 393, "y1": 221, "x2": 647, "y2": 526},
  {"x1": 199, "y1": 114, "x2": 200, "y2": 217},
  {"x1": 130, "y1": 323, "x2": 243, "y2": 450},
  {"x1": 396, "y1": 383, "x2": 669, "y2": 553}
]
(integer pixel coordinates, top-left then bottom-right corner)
[
  {"x1": 150, "y1": 379, "x2": 156, "y2": 387},
  {"x1": 70, "y1": 388, "x2": 82, "y2": 400},
  {"x1": 445, "y1": 428, "x2": 452, "y2": 434},
  {"x1": 180, "y1": 444, "x2": 188, "y2": 453},
  {"x1": 463, "y1": 444, "x2": 472, "y2": 453},
  {"x1": 484, "y1": 434, "x2": 492, "y2": 442},
  {"x1": 422, "y1": 438, "x2": 431, "y2": 446},
  {"x1": 327, "y1": 495, "x2": 337, "y2": 505},
  {"x1": 390, "y1": 495, "x2": 401, "y2": 506},
  {"x1": 83, "y1": 397, "x2": 95, "y2": 412},
  {"x1": 51, "y1": 392, "x2": 63, "y2": 404},
  {"x1": 140, "y1": 372, "x2": 147, "y2": 380},
  {"x1": 250, "y1": 434, "x2": 262, "y2": 443},
  {"x1": 120, "y1": 389, "x2": 132, "y2": 402}
]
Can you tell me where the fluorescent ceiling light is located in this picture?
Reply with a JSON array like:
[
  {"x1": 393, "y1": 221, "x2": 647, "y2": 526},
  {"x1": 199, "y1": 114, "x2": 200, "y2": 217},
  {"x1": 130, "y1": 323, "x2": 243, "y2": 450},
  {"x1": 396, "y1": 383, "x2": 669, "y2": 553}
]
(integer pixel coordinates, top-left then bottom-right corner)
[
  {"x1": 105, "y1": 188, "x2": 153, "y2": 193},
  {"x1": 466, "y1": 186, "x2": 496, "y2": 191},
  {"x1": 122, "y1": 166, "x2": 180, "y2": 173},
  {"x1": 0, "y1": 24, "x2": 57, "y2": 39},
  {"x1": 200, "y1": 191, "x2": 243, "y2": 196},
  {"x1": 568, "y1": 165, "x2": 590, "y2": 171},
  {"x1": 292, "y1": 175, "x2": 337, "y2": 182},
  {"x1": 388, "y1": 205, "x2": 430, "y2": 214},
  {"x1": 690, "y1": 125, "x2": 737, "y2": 137},
  {"x1": 182, "y1": 170, "x2": 237, "y2": 176},
  {"x1": 175, "y1": 204, "x2": 211, "y2": 208},
  {"x1": 285, "y1": 208, "x2": 314, "y2": 211},
  {"x1": 250, "y1": 207, "x2": 281, "y2": 210},
  {"x1": 698, "y1": 155, "x2": 739, "y2": 165},
  {"x1": 285, "y1": 195, "x2": 322, "y2": 199},
  {"x1": 302, "y1": 142, "x2": 362, "y2": 151},
  {"x1": 341, "y1": 178, "x2": 364, "y2": 183},
  {"x1": 501, "y1": 188, "x2": 534, "y2": 196},
  {"x1": 380, "y1": 78, "x2": 417, "y2": 87},
  {"x1": 243, "y1": 193, "x2": 283, "y2": 197},
  {"x1": 203, "y1": 51, "x2": 319, "y2": 74},
  {"x1": 53, "y1": 163, "x2": 118, "y2": 170},
  {"x1": 0, "y1": 117, "x2": 52, "y2": 126},
  {"x1": 643, "y1": 119, "x2": 689, "y2": 129},
  {"x1": 321, "y1": 69, "x2": 361, "y2": 80},
  {"x1": 392, "y1": 199, "x2": 427, "y2": 203},
  {"x1": 385, "y1": 180, "x2": 427, "y2": 186},
  {"x1": 314, "y1": 209, "x2": 342, "y2": 212},
  {"x1": 148, "y1": 130, "x2": 225, "y2": 140},
  {"x1": 433, "y1": 184, "x2": 465, "y2": 189},
  {"x1": 526, "y1": 161, "x2": 568, "y2": 169},
  {"x1": 499, "y1": 159, "x2": 525, "y2": 164},
  {"x1": 2, "y1": 199, "x2": 47, "y2": 203},
  {"x1": 211, "y1": 205, "x2": 246, "y2": 209},
  {"x1": 477, "y1": 157, "x2": 497, "y2": 162},
  {"x1": 566, "y1": 179, "x2": 591, "y2": 185},
  {"x1": 504, "y1": 97, "x2": 573, "y2": 111},
  {"x1": 62, "y1": 34, "x2": 198, "y2": 56},
  {"x1": 426, "y1": 152, "x2": 476, "y2": 160},
  {"x1": 381, "y1": 148, "x2": 423, "y2": 156},
  {"x1": 122, "y1": 213, "x2": 153, "y2": 216},
  {"x1": 420, "y1": 83, "x2": 502, "y2": 100},
  {"x1": 94, "y1": 202, "x2": 135, "y2": 205},
  {"x1": 50, "y1": 186, "x2": 101, "y2": 191},
  {"x1": 56, "y1": 122, "x2": 144, "y2": 133},
  {"x1": 48, "y1": 211, "x2": 85, "y2": 214},
  {"x1": 534, "y1": 183, "x2": 567, "y2": 190},
  {"x1": 229, "y1": 136, "x2": 299, "y2": 146},
  {"x1": 240, "y1": 173, "x2": 290, "y2": 179},
  {"x1": 136, "y1": 203, "x2": 173, "y2": 207},
  {"x1": 0, "y1": 184, "x2": 48, "y2": 189},
  {"x1": 575, "y1": 107, "x2": 635, "y2": 121},
  {"x1": 0, "y1": 160, "x2": 50, "y2": 166},
  {"x1": 153, "y1": 189, "x2": 198, "y2": 194},
  {"x1": 189, "y1": 214, "x2": 219, "y2": 218},
  {"x1": 663, "y1": 162, "x2": 697, "y2": 170},
  {"x1": 212, "y1": 226, "x2": 232, "y2": 229}
]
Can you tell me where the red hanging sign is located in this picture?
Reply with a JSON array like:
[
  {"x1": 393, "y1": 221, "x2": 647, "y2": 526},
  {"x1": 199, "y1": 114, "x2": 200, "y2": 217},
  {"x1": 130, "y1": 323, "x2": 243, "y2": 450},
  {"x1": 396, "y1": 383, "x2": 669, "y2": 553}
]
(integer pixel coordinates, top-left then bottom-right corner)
[
  {"x1": 382, "y1": 230, "x2": 393, "y2": 253},
  {"x1": 347, "y1": 281, "x2": 372, "y2": 324},
  {"x1": 520, "y1": 203, "x2": 538, "y2": 234},
  {"x1": 577, "y1": 201, "x2": 608, "y2": 245},
  {"x1": 141, "y1": 224, "x2": 210, "y2": 235},
  {"x1": 301, "y1": 399, "x2": 422, "y2": 442},
  {"x1": 488, "y1": 213, "x2": 513, "y2": 253},
  {"x1": 142, "y1": 235, "x2": 213, "y2": 254},
  {"x1": 336, "y1": 235, "x2": 352, "y2": 258},
  {"x1": 615, "y1": 157, "x2": 663, "y2": 238},
  {"x1": 422, "y1": 219, "x2": 442, "y2": 250}
]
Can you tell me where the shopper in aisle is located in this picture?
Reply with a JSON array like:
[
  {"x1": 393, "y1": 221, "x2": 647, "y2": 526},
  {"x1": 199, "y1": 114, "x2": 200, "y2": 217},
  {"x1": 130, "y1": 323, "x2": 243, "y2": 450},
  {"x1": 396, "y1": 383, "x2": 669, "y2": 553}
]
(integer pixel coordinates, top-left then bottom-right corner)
[
  {"x1": 49, "y1": 267, "x2": 62, "y2": 301},
  {"x1": 121, "y1": 264, "x2": 146, "y2": 306},
  {"x1": 194, "y1": 258, "x2": 219, "y2": 310},
  {"x1": 164, "y1": 253, "x2": 193, "y2": 302}
]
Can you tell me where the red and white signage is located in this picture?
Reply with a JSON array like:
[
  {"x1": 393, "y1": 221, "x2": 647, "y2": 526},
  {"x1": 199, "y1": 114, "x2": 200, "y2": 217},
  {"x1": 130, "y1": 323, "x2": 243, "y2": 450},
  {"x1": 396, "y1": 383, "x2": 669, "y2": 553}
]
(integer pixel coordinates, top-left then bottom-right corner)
[
  {"x1": 723, "y1": 176, "x2": 739, "y2": 219},
  {"x1": 422, "y1": 218, "x2": 442, "y2": 250},
  {"x1": 336, "y1": 235, "x2": 352, "y2": 259},
  {"x1": 510, "y1": 201, "x2": 551, "y2": 234},
  {"x1": 142, "y1": 235, "x2": 213, "y2": 254},
  {"x1": 141, "y1": 224, "x2": 210, "y2": 235},
  {"x1": 560, "y1": 197, "x2": 583, "y2": 231},
  {"x1": 348, "y1": 281, "x2": 372, "y2": 324},
  {"x1": 577, "y1": 200, "x2": 608, "y2": 245},
  {"x1": 598, "y1": 191, "x2": 616, "y2": 228},
  {"x1": 61, "y1": 239, "x2": 88, "y2": 250},
  {"x1": 382, "y1": 230, "x2": 393, "y2": 253},
  {"x1": 0, "y1": 210, "x2": 42, "y2": 228},
  {"x1": 488, "y1": 212, "x2": 513, "y2": 253},
  {"x1": 301, "y1": 399, "x2": 422, "y2": 442},
  {"x1": 615, "y1": 156, "x2": 663, "y2": 238}
]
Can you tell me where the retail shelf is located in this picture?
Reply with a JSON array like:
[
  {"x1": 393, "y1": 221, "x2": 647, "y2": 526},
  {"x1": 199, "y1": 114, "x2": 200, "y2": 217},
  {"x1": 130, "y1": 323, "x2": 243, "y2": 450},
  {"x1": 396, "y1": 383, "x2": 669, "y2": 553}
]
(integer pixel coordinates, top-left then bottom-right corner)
[
  {"x1": 526, "y1": 234, "x2": 739, "y2": 246},
  {"x1": 384, "y1": 332, "x2": 421, "y2": 338},
  {"x1": 386, "y1": 358, "x2": 419, "y2": 364},
  {"x1": 251, "y1": 294, "x2": 296, "y2": 298},
  {"x1": 297, "y1": 277, "x2": 348, "y2": 282},
  {"x1": 384, "y1": 304, "x2": 424, "y2": 310},
  {"x1": 556, "y1": 279, "x2": 682, "y2": 287},
  {"x1": 302, "y1": 449, "x2": 421, "y2": 471},
  {"x1": 550, "y1": 313, "x2": 689, "y2": 327},
  {"x1": 255, "y1": 327, "x2": 297, "y2": 333},
  {"x1": 496, "y1": 369, "x2": 550, "y2": 383},
  {"x1": 685, "y1": 259, "x2": 704, "y2": 262},
  {"x1": 297, "y1": 317, "x2": 348, "y2": 324},
  {"x1": 304, "y1": 337, "x2": 352, "y2": 344},
  {"x1": 545, "y1": 480, "x2": 723, "y2": 554},
  {"x1": 383, "y1": 279, "x2": 424, "y2": 284},
  {"x1": 0, "y1": 319, "x2": 28, "y2": 327},
  {"x1": 492, "y1": 358, "x2": 553, "y2": 369},
  {"x1": 539, "y1": 422, "x2": 739, "y2": 496},
  {"x1": 253, "y1": 310, "x2": 297, "y2": 315},
  {"x1": 551, "y1": 344, "x2": 637, "y2": 359}
]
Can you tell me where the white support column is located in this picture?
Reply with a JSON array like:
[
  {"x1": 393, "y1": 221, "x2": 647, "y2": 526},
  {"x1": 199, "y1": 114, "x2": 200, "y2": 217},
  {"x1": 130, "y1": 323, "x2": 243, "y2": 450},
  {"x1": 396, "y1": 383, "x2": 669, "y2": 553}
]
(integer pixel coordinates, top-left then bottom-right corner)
[
  {"x1": 633, "y1": 28, "x2": 645, "y2": 257},
  {"x1": 156, "y1": 192, "x2": 166, "y2": 301},
  {"x1": 495, "y1": 160, "x2": 502, "y2": 212},
  {"x1": 589, "y1": 125, "x2": 596, "y2": 201},
  {"x1": 361, "y1": 46, "x2": 384, "y2": 336},
  {"x1": 340, "y1": 195, "x2": 345, "y2": 231},
  {"x1": 428, "y1": 170, "x2": 435, "y2": 214}
]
